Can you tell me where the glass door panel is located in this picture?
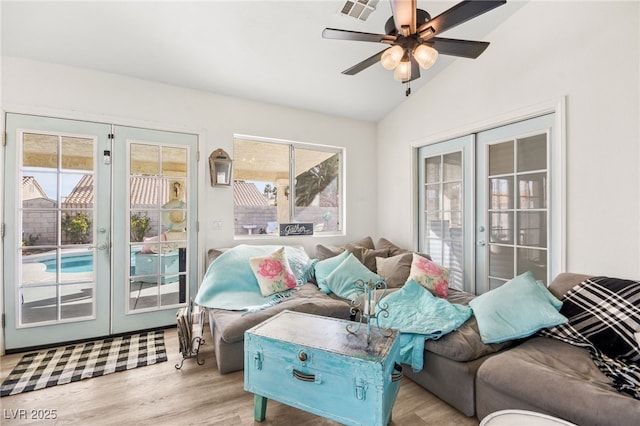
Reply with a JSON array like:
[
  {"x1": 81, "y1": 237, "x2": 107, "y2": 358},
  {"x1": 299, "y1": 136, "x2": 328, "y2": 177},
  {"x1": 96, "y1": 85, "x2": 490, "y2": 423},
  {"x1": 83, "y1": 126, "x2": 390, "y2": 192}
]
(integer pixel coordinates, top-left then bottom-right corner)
[
  {"x1": 418, "y1": 136, "x2": 474, "y2": 292},
  {"x1": 477, "y1": 114, "x2": 553, "y2": 293},
  {"x1": 112, "y1": 125, "x2": 197, "y2": 334},
  {"x1": 128, "y1": 145, "x2": 187, "y2": 311},
  {"x1": 22, "y1": 135, "x2": 98, "y2": 324},
  {"x1": 4, "y1": 113, "x2": 111, "y2": 350}
]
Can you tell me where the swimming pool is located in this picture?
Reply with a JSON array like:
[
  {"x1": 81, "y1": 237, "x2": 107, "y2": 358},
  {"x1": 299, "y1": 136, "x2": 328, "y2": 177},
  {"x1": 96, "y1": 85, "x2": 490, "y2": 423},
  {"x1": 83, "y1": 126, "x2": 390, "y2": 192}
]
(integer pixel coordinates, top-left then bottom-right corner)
[
  {"x1": 41, "y1": 253, "x2": 94, "y2": 273},
  {"x1": 24, "y1": 250, "x2": 140, "y2": 274}
]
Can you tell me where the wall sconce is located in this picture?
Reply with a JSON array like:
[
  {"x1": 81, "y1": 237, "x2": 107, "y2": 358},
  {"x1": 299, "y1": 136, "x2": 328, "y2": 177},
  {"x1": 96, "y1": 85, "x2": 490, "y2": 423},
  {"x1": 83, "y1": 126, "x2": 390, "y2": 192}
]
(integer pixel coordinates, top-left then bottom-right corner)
[{"x1": 209, "y1": 148, "x2": 232, "y2": 187}]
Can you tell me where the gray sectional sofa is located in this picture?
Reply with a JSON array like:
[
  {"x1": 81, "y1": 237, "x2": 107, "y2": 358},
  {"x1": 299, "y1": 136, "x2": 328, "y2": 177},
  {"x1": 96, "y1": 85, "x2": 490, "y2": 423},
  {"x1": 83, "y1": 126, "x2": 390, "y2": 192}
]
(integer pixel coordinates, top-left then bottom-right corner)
[
  {"x1": 407, "y1": 272, "x2": 640, "y2": 425},
  {"x1": 200, "y1": 241, "x2": 640, "y2": 425},
  {"x1": 402, "y1": 288, "x2": 514, "y2": 417},
  {"x1": 203, "y1": 237, "x2": 403, "y2": 373},
  {"x1": 474, "y1": 273, "x2": 640, "y2": 426},
  {"x1": 207, "y1": 283, "x2": 351, "y2": 373}
]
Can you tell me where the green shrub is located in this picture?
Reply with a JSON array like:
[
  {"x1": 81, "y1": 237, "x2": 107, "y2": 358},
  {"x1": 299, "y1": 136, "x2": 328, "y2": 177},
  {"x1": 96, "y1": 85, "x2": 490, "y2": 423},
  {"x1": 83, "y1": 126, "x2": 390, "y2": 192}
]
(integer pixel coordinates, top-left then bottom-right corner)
[
  {"x1": 62, "y1": 212, "x2": 92, "y2": 244},
  {"x1": 130, "y1": 212, "x2": 151, "y2": 242}
]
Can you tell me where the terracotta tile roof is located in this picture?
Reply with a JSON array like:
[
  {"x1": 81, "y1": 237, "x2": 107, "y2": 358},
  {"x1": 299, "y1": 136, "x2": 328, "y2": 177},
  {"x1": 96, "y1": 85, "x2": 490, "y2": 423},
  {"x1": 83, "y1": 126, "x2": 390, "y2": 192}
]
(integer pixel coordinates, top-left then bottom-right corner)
[
  {"x1": 128, "y1": 176, "x2": 171, "y2": 206},
  {"x1": 233, "y1": 181, "x2": 269, "y2": 206},
  {"x1": 62, "y1": 174, "x2": 94, "y2": 206},
  {"x1": 61, "y1": 176, "x2": 270, "y2": 208},
  {"x1": 63, "y1": 175, "x2": 174, "y2": 207}
]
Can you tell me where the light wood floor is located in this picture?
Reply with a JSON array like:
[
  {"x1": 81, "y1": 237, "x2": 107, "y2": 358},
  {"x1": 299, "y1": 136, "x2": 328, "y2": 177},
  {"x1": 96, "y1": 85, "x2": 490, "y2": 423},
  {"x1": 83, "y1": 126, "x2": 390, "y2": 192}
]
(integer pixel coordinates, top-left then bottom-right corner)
[{"x1": 0, "y1": 327, "x2": 480, "y2": 425}]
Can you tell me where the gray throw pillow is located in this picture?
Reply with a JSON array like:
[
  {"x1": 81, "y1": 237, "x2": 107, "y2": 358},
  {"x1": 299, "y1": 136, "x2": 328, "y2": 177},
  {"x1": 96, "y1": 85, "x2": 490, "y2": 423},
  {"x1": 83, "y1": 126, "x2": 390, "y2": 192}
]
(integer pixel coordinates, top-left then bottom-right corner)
[
  {"x1": 315, "y1": 236, "x2": 375, "y2": 261},
  {"x1": 375, "y1": 252, "x2": 413, "y2": 288},
  {"x1": 376, "y1": 237, "x2": 410, "y2": 256},
  {"x1": 357, "y1": 247, "x2": 390, "y2": 272}
]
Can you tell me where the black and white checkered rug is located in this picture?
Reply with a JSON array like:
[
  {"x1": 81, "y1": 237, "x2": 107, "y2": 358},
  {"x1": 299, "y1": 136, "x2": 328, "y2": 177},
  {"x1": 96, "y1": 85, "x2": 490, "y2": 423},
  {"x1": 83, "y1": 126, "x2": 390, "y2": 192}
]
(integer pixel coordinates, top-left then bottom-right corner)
[{"x1": 1, "y1": 330, "x2": 167, "y2": 397}]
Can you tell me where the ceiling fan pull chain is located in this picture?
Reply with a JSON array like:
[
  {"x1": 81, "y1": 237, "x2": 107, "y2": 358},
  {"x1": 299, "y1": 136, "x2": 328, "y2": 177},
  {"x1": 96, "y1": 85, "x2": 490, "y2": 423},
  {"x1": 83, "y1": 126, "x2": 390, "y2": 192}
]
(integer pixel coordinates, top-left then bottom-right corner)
[{"x1": 405, "y1": 82, "x2": 411, "y2": 97}]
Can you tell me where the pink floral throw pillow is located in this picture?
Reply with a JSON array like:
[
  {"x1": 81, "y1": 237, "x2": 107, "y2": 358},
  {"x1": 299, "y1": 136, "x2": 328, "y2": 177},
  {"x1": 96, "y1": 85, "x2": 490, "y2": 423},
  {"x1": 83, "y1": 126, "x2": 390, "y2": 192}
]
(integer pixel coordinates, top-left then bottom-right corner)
[
  {"x1": 249, "y1": 247, "x2": 297, "y2": 297},
  {"x1": 409, "y1": 253, "x2": 450, "y2": 298}
]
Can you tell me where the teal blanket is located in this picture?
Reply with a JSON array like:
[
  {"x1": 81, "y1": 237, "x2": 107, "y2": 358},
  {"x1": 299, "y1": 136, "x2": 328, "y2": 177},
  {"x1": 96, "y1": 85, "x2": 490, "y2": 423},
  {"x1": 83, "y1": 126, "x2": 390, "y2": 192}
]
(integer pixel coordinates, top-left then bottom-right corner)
[
  {"x1": 377, "y1": 279, "x2": 472, "y2": 371},
  {"x1": 194, "y1": 245, "x2": 316, "y2": 311}
]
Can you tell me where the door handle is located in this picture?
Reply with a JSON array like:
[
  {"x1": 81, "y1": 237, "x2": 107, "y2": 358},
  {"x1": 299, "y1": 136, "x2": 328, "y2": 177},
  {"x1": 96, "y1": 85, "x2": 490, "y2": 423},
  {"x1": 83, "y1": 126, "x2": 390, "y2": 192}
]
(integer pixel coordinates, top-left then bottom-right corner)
[{"x1": 478, "y1": 240, "x2": 487, "y2": 246}]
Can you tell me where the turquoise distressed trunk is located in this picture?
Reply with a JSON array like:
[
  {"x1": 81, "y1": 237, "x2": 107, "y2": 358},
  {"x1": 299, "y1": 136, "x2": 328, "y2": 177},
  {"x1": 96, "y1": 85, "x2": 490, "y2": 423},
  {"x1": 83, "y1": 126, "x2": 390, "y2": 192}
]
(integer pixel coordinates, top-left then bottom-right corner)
[{"x1": 244, "y1": 310, "x2": 401, "y2": 426}]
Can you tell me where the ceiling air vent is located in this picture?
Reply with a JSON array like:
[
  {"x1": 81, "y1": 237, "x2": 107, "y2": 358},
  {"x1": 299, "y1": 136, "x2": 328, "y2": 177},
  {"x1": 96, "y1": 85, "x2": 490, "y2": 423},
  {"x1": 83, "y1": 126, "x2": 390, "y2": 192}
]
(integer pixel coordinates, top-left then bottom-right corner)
[{"x1": 340, "y1": 0, "x2": 379, "y2": 21}]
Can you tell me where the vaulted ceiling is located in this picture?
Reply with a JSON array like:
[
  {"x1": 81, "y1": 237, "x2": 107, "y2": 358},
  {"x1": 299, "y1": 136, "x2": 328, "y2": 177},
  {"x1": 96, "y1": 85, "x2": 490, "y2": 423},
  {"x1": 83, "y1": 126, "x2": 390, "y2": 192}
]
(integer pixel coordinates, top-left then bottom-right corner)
[{"x1": 1, "y1": 1, "x2": 523, "y2": 122}]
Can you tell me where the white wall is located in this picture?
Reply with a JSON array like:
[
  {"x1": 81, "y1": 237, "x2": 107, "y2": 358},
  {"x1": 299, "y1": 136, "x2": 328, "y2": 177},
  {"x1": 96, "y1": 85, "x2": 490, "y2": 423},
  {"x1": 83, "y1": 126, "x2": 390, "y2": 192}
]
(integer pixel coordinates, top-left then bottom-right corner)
[
  {"x1": 1, "y1": 57, "x2": 378, "y2": 263},
  {"x1": 377, "y1": 1, "x2": 640, "y2": 279}
]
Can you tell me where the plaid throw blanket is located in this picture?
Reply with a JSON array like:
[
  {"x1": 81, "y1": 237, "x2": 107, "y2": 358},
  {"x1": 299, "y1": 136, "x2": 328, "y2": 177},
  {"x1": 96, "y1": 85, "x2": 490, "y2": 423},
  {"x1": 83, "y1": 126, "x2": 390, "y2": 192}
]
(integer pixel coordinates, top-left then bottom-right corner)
[{"x1": 539, "y1": 276, "x2": 640, "y2": 399}]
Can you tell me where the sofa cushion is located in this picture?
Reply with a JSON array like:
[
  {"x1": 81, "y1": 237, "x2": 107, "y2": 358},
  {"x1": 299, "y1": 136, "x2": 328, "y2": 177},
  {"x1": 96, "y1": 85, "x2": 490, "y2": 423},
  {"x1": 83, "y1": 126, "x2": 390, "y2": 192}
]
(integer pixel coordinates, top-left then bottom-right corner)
[
  {"x1": 424, "y1": 316, "x2": 516, "y2": 362},
  {"x1": 470, "y1": 271, "x2": 567, "y2": 344},
  {"x1": 248, "y1": 247, "x2": 297, "y2": 296},
  {"x1": 211, "y1": 283, "x2": 351, "y2": 344},
  {"x1": 315, "y1": 236, "x2": 375, "y2": 260},
  {"x1": 424, "y1": 289, "x2": 514, "y2": 362},
  {"x1": 354, "y1": 247, "x2": 389, "y2": 272},
  {"x1": 196, "y1": 244, "x2": 315, "y2": 310},
  {"x1": 409, "y1": 253, "x2": 450, "y2": 298},
  {"x1": 206, "y1": 245, "x2": 314, "y2": 282},
  {"x1": 324, "y1": 253, "x2": 384, "y2": 301},
  {"x1": 547, "y1": 272, "x2": 592, "y2": 299},
  {"x1": 315, "y1": 244, "x2": 345, "y2": 260},
  {"x1": 540, "y1": 276, "x2": 640, "y2": 398},
  {"x1": 314, "y1": 249, "x2": 350, "y2": 294},
  {"x1": 554, "y1": 276, "x2": 640, "y2": 363},
  {"x1": 375, "y1": 252, "x2": 413, "y2": 288},
  {"x1": 376, "y1": 238, "x2": 411, "y2": 256},
  {"x1": 476, "y1": 337, "x2": 640, "y2": 426}
]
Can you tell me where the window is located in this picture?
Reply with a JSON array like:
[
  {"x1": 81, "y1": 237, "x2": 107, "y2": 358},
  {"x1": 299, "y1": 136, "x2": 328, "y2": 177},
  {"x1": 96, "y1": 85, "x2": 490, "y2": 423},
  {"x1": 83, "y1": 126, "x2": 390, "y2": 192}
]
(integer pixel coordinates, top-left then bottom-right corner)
[{"x1": 233, "y1": 136, "x2": 343, "y2": 236}]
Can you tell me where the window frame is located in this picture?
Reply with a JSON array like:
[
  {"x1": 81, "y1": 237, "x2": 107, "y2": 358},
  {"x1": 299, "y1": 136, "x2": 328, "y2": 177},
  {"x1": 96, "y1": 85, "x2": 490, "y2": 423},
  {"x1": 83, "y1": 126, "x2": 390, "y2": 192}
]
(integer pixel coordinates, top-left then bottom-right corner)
[{"x1": 233, "y1": 134, "x2": 345, "y2": 238}]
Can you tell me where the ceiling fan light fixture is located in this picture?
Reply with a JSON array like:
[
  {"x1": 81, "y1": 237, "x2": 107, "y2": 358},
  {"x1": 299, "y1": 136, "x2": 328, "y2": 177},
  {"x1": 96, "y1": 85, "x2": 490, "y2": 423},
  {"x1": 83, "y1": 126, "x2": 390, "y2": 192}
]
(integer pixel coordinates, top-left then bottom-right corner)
[
  {"x1": 393, "y1": 59, "x2": 411, "y2": 82},
  {"x1": 414, "y1": 44, "x2": 438, "y2": 69},
  {"x1": 323, "y1": 0, "x2": 507, "y2": 91},
  {"x1": 381, "y1": 45, "x2": 404, "y2": 70}
]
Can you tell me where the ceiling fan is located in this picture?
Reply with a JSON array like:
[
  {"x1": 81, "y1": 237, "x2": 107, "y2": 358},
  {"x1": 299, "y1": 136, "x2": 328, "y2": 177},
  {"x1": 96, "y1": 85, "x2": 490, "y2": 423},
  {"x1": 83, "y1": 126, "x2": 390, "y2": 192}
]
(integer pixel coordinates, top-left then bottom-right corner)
[{"x1": 322, "y1": 0, "x2": 506, "y2": 95}]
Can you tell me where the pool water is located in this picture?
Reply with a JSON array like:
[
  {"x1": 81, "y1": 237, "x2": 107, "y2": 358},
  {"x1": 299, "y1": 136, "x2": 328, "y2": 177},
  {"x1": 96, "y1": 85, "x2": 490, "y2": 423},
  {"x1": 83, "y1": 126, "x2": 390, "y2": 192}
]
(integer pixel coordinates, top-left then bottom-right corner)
[
  {"x1": 42, "y1": 253, "x2": 94, "y2": 273},
  {"x1": 40, "y1": 251, "x2": 140, "y2": 274}
]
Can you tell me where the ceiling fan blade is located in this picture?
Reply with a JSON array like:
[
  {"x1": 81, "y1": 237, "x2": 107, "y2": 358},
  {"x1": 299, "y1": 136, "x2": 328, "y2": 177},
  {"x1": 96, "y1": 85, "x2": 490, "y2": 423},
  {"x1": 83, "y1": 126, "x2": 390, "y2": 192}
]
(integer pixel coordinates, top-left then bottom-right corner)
[
  {"x1": 342, "y1": 50, "x2": 386, "y2": 75},
  {"x1": 322, "y1": 28, "x2": 395, "y2": 44},
  {"x1": 431, "y1": 37, "x2": 490, "y2": 59},
  {"x1": 390, "y1": 0, "x2": 417, "y2": 34},
  {"x1": 417, "y1": 0, "x2": 506, "y2": 40}
]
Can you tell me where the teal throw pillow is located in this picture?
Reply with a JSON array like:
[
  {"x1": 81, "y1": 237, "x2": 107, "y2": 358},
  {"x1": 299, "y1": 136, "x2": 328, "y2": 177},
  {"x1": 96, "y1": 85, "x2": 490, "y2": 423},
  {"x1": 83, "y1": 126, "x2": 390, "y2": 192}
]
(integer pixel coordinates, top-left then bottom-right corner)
[
  {"x1": 324, "y1": 253, "x2": 385, "y2": 301},
  {"x1": 469, "y1": 271, "x2": 567, "y2": 344},
  {"x1": 536, "y1": 279, "x2": 563, "y2": 310},
  {"x1": 314, "y1": 249, "x2": 351, "y2": 294}
]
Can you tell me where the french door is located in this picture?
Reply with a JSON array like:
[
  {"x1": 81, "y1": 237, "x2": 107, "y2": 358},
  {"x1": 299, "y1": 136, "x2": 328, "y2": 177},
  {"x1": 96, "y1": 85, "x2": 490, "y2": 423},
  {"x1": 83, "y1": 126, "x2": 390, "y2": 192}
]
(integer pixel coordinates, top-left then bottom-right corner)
[
  {"x1": 417, "y1": 135, "x2": 475, "y2": 292},
  {"x1": 3, "y1": 113, "x2": 198, "y2": 350},
  {"x1": 476, "y1": 114, "x2": 554, "y2": 293},
  {"x1": 111, "y1": 125, "x2": 197, "y2": 333},
  {"x1": 418, "y1": 113, "x2": 559, "y2": 294}
]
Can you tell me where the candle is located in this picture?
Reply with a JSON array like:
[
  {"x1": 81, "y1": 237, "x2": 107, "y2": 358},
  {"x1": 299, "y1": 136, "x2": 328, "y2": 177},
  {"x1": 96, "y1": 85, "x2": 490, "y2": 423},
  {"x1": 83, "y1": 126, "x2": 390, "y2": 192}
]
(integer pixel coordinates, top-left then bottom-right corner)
[
  {"x1": 364, "y1": 299, "x2": 376, "y2": 316},
  {"x1": 368, "y1": 280, "x2": 376, "y2": 315}
]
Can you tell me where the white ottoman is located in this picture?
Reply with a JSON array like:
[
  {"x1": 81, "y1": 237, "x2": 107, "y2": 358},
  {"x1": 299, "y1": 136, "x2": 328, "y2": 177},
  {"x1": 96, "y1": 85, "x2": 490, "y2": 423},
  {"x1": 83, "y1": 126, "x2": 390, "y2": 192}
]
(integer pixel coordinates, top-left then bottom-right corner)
[{"x1": 480, "y1": 410, "x2": 577, "y2": 426}]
